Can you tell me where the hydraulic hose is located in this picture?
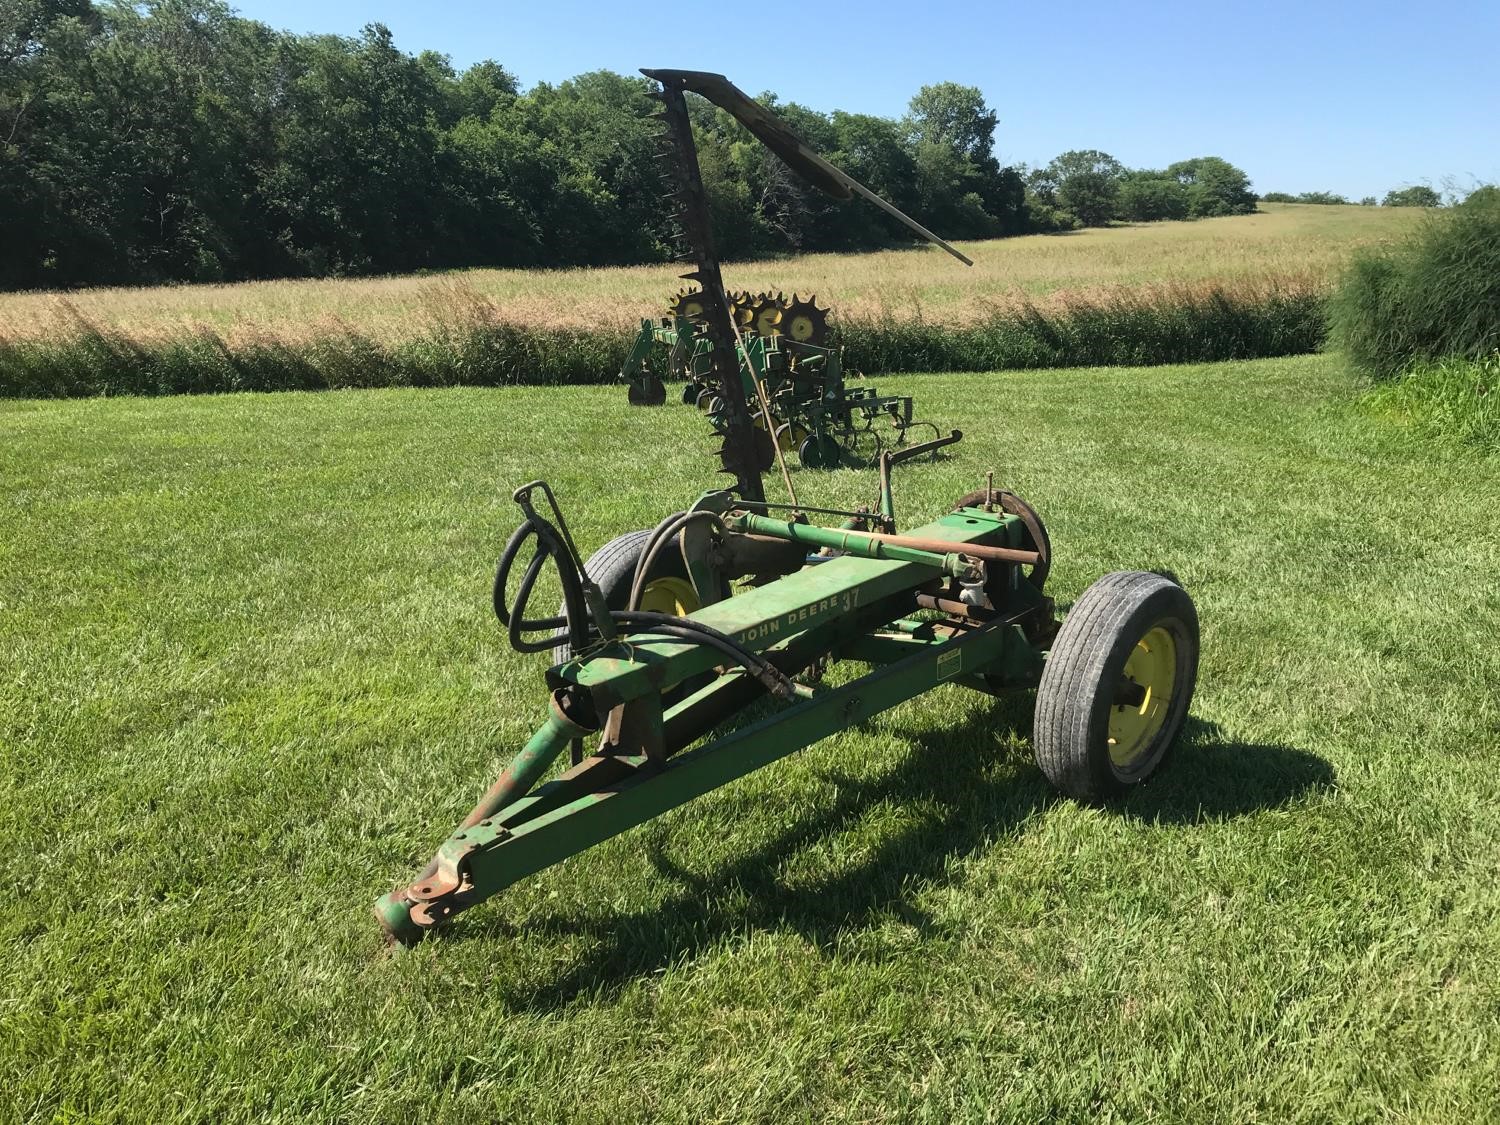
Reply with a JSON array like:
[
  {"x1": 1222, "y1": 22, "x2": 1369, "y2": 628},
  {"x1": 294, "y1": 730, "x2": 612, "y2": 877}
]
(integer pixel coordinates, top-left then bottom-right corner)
[
  {"x1": 628, "y1": 509, "x2": 724, "y2": 612},
  {"x1": 492, "y1": 512, "x2": 794, "y2": 700}
]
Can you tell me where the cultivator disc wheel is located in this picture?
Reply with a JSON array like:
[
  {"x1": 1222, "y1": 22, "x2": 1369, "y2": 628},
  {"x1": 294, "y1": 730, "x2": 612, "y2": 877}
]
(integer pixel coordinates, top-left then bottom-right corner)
[
  {"x1": 628, "y1": 376, "x2": 667, "y2": 406},
  {"x1": 728, "y1": 291, "x2": 758, "y2": 328},
  {"x1": 667, "y1": 289, "x2": 707, "y2": 320},
  {"x1": 781, "y1": 294, "x2": 831, "y2": 345},
  {"x1": 797, "y1": 431, "x2": 842, "y2": 469},
  {"x1": 773, "y1": 421, "x2": 808, "y2": 452},
  {"x1": 751, "y1": 293, "x2": 784, "y2": 337}
]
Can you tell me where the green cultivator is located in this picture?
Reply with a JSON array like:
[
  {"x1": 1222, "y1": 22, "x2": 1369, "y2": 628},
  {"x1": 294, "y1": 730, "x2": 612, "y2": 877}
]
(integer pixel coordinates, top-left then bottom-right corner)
[
  {"x1": 618, "y1": 74, "x2": 954, "y2": 472},
  {"x1": 375, "y1": 70, "x2": 1201, "y2": 945},
  {"x1": 622, "y1": 291, "x2": 943, "y2": 469}
]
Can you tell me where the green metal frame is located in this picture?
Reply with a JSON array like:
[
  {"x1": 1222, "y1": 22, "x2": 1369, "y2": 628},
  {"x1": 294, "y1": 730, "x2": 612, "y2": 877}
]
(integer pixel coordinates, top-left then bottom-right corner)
[
  {"x1": 620, "y1": 316, "x2": 935, "y2": 465},
  {"x1": 376, "y1": 502, "x2": 1051, "y2": 944}
]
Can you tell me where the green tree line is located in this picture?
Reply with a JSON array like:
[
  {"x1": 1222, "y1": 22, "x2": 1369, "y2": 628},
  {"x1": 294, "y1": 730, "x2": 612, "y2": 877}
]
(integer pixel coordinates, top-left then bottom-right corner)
[
  {"x1": 1259, "y1": 186, "x2": 1444, "y2": 207},
  {"x1": 3, "y1": 0, "x2": 1258, "y2": 290}
]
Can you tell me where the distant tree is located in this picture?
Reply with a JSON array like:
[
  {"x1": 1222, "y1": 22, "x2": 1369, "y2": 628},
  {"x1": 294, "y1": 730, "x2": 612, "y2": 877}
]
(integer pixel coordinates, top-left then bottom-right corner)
[
  {"x1": 905, "y1": 81, "x2": 996, "y2": 163},
  {"x1": 1033, "y1": 149, "x2": 1122, "y2": 227},
  {"x1": 1117, "y1": 172, "x2": 1189, "y2": 221},
  {"x1": 1461, "y1": 184, "x2": 1500, "y2": 209},
  {"x1": 1383, "y1": 185, "x2": 1441, "y2": 207},
  {"x1": 1294, "y1": 191, "x2": 1349, "y2": 205},
  {"x1": 1258, "y1": 192, "x2": 1297, "y2": 203},
  {"x1": 1359, "y1": 196, "x2": 1377, "y2": 206},
  {"x1": 0, "y1": 1, "x2": 1261, "y2": 289},
  {"x1": 1167, "y1": 157, "x2": 1256, "y2": 216}
]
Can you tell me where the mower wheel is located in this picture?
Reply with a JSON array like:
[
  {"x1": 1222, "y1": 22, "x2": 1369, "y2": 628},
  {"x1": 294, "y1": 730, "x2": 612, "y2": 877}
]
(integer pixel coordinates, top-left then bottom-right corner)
[
  {"x1": 681, "y1": 382, "x2": 702, "y2": 405},
  {"x1": 1033, "y1": 571, "x2": 1198, "y2": 802},
  {"x1": 627, "y1": 376, "x2": 666, "y2": 406},
  {"x1": 953, "y1": 489, "x2": 1051, "y2": 591},
  {"x1": 551, "y1": 527, "x2": 722, "y2": 665}
]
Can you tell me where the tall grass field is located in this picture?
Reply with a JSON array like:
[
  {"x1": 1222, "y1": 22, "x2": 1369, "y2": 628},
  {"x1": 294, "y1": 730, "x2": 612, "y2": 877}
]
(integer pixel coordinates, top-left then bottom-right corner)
[
  {"x1": 4, "y1": 355, "x2": 1497, "y2": 1119},
  {"x1": 1, "y1": 204, "x2": 1419, "y2": 397}
]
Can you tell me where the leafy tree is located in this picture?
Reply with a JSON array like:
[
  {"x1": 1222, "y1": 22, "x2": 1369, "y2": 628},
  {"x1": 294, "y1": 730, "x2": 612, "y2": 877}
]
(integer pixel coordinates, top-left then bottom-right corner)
[
  {"x1": 1166, "y1": 156, "x2": 1256, "y2": 216},
  {"x1": 1034, "y1": 149, "x2": 1122, "y2": 227},
  {"x1": 1117, "y1": 174, "x2": 1189, "y2": 221},
  {"x1": 1383, "y1": 185, "x2": 1441, "y2": 207},
  {"x1": 905, "y1": 81, "x2": 996, "y2": 163},
  {"x1": 444, "y1": 59, "x2": 517, "y2": 124},
  {"x1": 0, "y1": 1, "x2": 1271, "y2": 289},
  {"x1": 1461, "y1": 184, "x2": 1499, "y2": 209}
]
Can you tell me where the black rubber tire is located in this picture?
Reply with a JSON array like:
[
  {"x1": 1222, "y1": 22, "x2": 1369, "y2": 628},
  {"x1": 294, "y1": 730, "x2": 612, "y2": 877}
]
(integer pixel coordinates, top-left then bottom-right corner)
[
  {"x1": 551, "y1": 528, "x2": 692, "y2": 665},
  {"x1": 627, "y1": 376, "x2": 666, "y2": 406},
  {"x1": 681, "y1": 382, "x2": 702, "y2": 405},
  {"x1": 953, "y1": 489, "x2": 1051, "y2": 591},
  {"x1": 1033, "y1": 571, "x2": 1199, "y2": 802},
  {"x1": 798, "y1": 432, "x2": 841, "y2": 469}
]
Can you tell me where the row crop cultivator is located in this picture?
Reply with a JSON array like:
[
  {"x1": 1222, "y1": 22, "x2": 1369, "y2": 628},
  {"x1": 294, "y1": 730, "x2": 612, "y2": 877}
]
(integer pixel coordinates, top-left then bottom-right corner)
[
  {"x1": 376, "y1": 71, "x2": 1201, "y2": 945},
  {"x1": 622, "y1": 289, "x2": 942, "y2": 469}
]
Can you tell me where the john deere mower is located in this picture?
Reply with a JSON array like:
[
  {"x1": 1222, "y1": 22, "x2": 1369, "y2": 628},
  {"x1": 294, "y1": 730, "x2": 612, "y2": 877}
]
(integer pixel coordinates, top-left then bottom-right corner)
[{"x1": 375, "y1": 70, "x2": 1200, "y2": 946}]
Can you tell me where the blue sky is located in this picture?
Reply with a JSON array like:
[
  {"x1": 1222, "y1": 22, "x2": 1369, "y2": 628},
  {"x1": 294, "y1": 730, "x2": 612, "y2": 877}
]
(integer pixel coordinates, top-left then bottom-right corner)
[{"x1": 230, "y1": 0, "x2": 1498, "y2": 200}]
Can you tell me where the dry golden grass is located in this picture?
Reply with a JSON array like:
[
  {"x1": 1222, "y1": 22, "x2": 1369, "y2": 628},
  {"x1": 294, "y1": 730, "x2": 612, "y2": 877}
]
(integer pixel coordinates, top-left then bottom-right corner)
[{"x1": 0, "y1": 204, "x2": 1420, "y2": 347}]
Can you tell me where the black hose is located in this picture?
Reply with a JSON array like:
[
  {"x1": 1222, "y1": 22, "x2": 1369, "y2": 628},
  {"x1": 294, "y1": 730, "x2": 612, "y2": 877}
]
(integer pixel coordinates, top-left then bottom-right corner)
[
  {"x1": 614, "y1": 611, "x2": 794, "y2": 699},
  {"x1": 492, "y1": 514, "x2": 794, "y2": 698},
  {"x1": 492, "y1": 512, "x2": 588, "y2": 653},
  {"x1": 628, "y1": 510, "x2": 723, "y2": 612}
]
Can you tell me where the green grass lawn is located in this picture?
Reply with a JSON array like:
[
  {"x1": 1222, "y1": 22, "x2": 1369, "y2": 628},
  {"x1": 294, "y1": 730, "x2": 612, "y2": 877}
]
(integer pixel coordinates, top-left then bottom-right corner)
[{"x1": 3, "y1": 355, "x2": 1498, "y2": 1121}]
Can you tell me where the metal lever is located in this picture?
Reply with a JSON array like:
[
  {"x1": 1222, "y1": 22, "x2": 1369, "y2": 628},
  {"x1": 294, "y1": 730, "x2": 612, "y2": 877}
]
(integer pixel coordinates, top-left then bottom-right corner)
[
  {"x1": 512, "y1": 480, "x2": 616, "y2": 644},
  {"x1": 878, "y1": 430, "x2": 965, "y2": 522}
]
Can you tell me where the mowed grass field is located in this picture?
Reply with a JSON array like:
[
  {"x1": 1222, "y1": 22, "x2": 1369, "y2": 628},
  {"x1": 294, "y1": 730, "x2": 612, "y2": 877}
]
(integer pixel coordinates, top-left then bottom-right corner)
[
  {"x1": 4, "y1": 354, "x2": 1499, "y2": 1120},
  {"x1": 0, "y1": 203, "x2": 1419, "y2": 346}
]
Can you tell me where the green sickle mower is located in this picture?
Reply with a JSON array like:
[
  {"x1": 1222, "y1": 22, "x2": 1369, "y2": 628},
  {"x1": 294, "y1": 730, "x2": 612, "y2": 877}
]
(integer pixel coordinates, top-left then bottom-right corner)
[{"x1": 375, "y1": 70, "x2": 1202, "y2": 946}]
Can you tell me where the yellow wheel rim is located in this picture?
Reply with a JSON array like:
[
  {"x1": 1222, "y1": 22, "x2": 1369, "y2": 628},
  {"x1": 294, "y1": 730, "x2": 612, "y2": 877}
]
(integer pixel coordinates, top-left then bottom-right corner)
[
  {"x1": 1108, "y1": 625, "x2": 1177, "y2": 767},
  {"x1": 680, "y1": 299, "x2": 704, "y2": 319},
  {"x1": 754, "y1": 306, "x2": 782, "y2": 335},
  {"x1": 638, "y1": 576, "x2": 700, "y2": 617},
  {"x1": 775, "y1": 423, "x2": 807, "y2": 451},
  {"x1": 785, "y1": 314, "x2": 815, "y2": 342}
]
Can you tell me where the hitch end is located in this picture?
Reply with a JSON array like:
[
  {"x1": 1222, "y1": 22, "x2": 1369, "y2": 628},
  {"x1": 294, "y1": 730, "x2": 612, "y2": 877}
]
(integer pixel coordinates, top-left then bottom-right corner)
[{"x1": 374, "y1": 891, "x2": 426, "y2": 947}]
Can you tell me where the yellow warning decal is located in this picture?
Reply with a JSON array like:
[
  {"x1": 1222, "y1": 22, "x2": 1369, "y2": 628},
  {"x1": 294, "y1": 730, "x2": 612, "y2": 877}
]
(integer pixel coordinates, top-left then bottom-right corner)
[{"x1": 936, "y1": 648, "x2": 963, "y2": 681}]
